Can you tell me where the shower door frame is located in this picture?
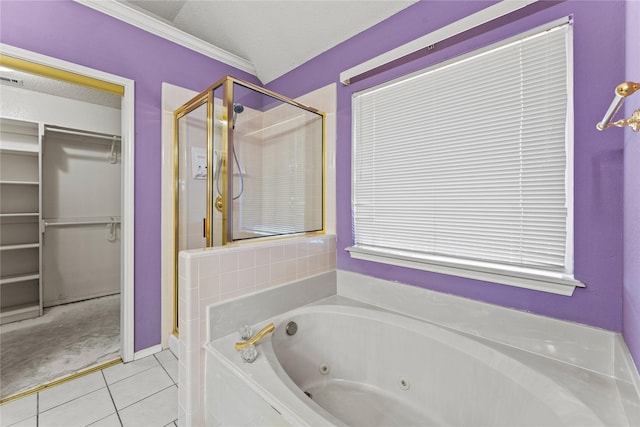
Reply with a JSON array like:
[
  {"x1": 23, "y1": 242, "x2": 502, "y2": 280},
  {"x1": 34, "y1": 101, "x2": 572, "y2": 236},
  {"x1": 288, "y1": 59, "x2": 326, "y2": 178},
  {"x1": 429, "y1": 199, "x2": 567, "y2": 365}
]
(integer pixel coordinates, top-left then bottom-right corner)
[
  {"x1": 172, "y1": 75, "x2": 327, "y2": 334},
  {"x1": 172, "y1": 88, "x2": 213, "y2": 336}
]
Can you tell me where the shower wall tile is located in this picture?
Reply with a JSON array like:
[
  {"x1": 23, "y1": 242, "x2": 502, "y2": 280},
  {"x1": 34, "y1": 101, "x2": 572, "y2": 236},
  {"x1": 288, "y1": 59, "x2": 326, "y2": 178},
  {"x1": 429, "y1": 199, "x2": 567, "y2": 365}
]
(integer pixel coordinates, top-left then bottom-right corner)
[
  {"x1": 220, "y1": 290, "x2": 239, "y2": 301},
  {"x1": 238, "y1": 250, "x2": 256, "y2": 270},
  {"x1": 270, "y1": 245, "x2": 284, "y2": 263},
  {"x1": 284, "y1": 243, "x2": 297, "y2": 260},
  {"x1": 271, "y1": 261, "x2": 286, "y2": 283},
  {"x1": 198, "y1": 254, "x2": 218, "y2": 278},
  {"x1": 296, "y1": 257, "x2": 309, "y2": 277},
  {"x1": 198, "y1": 275, "x2": 219, "y2": 301},
  {"x1": 219, "y1": 271, "x2": 239, "y2": 295},
  {"x1": 219, "y1": 252, "x2": 239, "y2": 274},
  {"x1": 178, "y1": 234, "x2": 336, "y2": 426},
  {"x1": 199, "y1": 296, "x2": 219, "y2": 318},
  {"x1": 296, "y1": 241, "x2": 308, "y2": 258},
  {"x1": 255, "y1": 247, "x2": 270, "y2": 266},
  {"x1": 255, "y1": 264, "x2": 270, "y2": 287},
  {"x1": 238, "y1": 267, "x2": 256, "y2": 291}
]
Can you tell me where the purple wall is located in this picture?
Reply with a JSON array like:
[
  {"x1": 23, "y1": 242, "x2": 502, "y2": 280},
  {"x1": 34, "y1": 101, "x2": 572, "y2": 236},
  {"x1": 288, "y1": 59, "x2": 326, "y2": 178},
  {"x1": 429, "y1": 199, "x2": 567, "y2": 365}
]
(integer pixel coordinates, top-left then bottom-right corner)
[
  {"x1": 623, "y1": 0, "x2": 640, "y2": 372},
  {"x1": 0, "y1": 1, "x2": 260, "y2": 351},
  {"x1": 268, "y1": 0, "x2": 626, "y2": 332},
  {"x1": 1, "y1": 0, "x2": 633, "y2": 360}
]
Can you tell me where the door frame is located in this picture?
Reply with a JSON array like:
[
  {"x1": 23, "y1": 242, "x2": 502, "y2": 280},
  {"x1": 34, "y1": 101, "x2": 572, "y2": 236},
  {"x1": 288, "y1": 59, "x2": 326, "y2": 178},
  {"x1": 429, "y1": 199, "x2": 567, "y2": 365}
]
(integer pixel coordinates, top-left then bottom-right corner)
[
  {"x1": 160, "y1": 83, "x2": 198, "y2": 349},
  {"x1": 1, "y1": 43, "x2": 135, "y2": 362}
]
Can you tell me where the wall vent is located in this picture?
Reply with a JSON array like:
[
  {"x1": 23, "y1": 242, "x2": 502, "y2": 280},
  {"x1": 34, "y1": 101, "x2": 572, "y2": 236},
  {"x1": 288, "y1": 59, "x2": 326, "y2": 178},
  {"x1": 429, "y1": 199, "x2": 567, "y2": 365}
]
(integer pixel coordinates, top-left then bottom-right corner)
[{"x1": 0, "y1": 75, "x2": 24, "y2": 86}]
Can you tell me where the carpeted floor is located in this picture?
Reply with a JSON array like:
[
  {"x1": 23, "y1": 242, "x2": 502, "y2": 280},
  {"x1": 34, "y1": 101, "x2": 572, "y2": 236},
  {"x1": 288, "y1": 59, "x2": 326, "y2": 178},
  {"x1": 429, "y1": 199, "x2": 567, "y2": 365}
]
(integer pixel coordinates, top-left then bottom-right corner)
[{"x1": 0, "y1": 294, "x2": 120, "y2": 399}]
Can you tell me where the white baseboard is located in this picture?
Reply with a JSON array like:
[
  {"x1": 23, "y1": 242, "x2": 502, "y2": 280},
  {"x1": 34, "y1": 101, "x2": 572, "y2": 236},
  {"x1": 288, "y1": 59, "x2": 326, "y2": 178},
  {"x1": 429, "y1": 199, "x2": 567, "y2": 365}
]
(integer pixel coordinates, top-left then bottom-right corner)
[
  {"x1": 615, "y1": 335, "x2": 640, "y2": 396},
  {"x1": 168, "y1": 333, "x2": 179, "y2": 359},
  {"x1": 134, "y1": 344, "x2": 163, "y2": 360}
]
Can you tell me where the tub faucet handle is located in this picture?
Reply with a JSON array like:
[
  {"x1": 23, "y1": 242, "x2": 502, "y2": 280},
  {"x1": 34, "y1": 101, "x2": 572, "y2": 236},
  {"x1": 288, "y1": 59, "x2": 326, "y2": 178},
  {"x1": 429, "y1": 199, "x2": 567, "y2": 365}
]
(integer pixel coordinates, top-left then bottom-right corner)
[
  {"x1": 240, "y1": 344, "x2": 258, "y2": 363},
  {"x1": 239, "y1": 325, "x2": 253, "y2": 341},
  {"x1": 235, "y1": 323, "x2": 275, "y2": 351}
]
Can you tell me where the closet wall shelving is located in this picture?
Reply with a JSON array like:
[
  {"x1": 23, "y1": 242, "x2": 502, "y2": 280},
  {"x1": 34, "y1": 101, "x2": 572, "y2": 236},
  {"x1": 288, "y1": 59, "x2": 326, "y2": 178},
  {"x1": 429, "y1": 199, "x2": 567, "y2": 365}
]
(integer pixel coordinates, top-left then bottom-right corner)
[
  {"x1": 1, "y1": 118, "x2": 122, "y2": 325},
  {"x1": 0, "y1": 118, "x2": 42, "y2": 324}
]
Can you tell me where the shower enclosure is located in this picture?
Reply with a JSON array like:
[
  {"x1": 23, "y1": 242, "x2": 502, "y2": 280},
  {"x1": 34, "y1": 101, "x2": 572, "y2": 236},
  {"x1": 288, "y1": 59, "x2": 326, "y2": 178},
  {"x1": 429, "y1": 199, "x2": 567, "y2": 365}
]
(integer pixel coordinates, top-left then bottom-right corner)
[{"x1": 173, "y1": 76, "x2": 325, "y2": 329}]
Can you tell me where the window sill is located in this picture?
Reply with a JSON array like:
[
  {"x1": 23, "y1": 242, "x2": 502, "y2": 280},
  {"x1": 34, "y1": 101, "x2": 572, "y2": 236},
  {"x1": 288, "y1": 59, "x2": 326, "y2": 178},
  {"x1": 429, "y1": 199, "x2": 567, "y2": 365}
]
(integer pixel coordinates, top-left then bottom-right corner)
[{"x1": 346, "y1": 246, "x2": 585, "y2": 296}]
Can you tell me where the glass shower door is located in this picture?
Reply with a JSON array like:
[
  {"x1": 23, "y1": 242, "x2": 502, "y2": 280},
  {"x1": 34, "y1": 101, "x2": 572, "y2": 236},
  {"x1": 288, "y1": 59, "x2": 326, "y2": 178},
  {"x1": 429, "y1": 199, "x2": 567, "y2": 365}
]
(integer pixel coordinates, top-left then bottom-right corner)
[
  {"x1": 177, "y1": 102, "x2": 208, "y2": 254},
  {"x1": 228, "y1": 81, "x2": 324, "y2": 241},
  {"x1": 175, "y1": 99, "x2": 211, "y2": 330}
]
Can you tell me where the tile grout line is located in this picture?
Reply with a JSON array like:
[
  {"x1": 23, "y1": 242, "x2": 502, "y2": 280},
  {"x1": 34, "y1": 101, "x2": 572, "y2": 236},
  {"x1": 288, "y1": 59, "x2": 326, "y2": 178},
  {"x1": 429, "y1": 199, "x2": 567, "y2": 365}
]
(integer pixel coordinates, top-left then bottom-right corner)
[
  {"x1": 105, "y1": 361, "x2": 171, "y2": 413},
  {"x1": 102, "y1": 370, "x2": 124, "y2": 427},
  {"x1": 114, "y1": 382, "x2": 177, "y2": 413},
  {"x1": 110, "y1": 353, "x2": 178, "y2": 417},
  {"x1": 105, "y1": 359, "x2": 158, "y2": 388},
  {"x1": 32, "y1": 373, "x2": 107, "y2": 416},
  {"x1": 154, "y1": 353, "x2": 177, "y2": 385},
  {"x1": 4, "y1": 353, "x2": 180, "y2": 426}
]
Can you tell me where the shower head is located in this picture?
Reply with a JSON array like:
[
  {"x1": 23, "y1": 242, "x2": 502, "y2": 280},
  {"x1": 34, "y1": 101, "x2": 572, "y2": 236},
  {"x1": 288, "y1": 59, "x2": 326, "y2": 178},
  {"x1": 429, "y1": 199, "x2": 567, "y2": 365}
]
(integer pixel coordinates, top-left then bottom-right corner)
[{"x1": 232, "y1": 103, "x2": 244, "y2": 129}]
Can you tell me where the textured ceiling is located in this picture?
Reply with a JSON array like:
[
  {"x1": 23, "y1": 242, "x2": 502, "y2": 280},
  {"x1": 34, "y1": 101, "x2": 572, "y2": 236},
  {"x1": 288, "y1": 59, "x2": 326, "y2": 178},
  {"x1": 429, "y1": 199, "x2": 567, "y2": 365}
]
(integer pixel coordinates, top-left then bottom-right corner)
[{"x1": 122, "y1": 0, "x2": 417, "y2": 83}]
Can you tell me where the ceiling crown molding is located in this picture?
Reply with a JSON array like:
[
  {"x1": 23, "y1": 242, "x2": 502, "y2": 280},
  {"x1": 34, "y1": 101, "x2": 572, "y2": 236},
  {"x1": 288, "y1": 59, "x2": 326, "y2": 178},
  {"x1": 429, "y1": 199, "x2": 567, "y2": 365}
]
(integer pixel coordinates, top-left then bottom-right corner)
[{"x1": 74, "y1": 0, "x2": 257, "y2": 77}]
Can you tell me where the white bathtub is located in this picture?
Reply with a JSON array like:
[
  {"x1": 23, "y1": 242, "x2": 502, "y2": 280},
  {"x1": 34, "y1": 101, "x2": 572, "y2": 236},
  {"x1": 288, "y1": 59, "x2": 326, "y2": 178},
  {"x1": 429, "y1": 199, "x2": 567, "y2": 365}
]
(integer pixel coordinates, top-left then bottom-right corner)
[{"x1": 205, "y1": 301, "x2": 629, "y2": 426}]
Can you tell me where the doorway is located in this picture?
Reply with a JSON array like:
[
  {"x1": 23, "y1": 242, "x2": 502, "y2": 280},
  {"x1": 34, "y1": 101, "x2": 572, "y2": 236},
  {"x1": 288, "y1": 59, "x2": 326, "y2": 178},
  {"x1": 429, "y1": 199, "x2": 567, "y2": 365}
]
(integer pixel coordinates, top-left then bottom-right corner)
[{"x1": 0, "y1": 45, "x2": 134, "y2": 401}]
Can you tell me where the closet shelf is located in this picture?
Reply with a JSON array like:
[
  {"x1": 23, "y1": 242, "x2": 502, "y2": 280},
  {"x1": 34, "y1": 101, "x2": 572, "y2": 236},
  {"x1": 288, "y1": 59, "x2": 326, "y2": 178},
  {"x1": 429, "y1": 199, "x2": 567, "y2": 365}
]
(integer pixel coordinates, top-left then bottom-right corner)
[
  {"x1": 1, "y1": 118, "x2": 42, "y2": 326},
  {"x1": 0, "y1": 181, "x2": 39, "y2": 186},
  {"x1": 0, "y1": 303, "x2": 40, "y2": 325},
  {"x1": 0, "y1": 243, "x2": 39, "y2": 251},
  {"x1": 0, "y1": 273, "x2": 40, "y2": 285},
  {"x1": 0, "y1": 213, "x2": 39, "y2": 218},
  {"x1": 0, "y1": 147, "x2": 39, "y2": 156}
]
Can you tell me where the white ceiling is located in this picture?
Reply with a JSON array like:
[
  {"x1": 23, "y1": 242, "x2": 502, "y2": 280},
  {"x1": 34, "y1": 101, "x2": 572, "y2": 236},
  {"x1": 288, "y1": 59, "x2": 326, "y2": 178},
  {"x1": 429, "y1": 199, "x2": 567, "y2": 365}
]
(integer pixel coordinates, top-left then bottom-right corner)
[{"x1": 120, "y1": 0, "x2": 417, "y2": 84}]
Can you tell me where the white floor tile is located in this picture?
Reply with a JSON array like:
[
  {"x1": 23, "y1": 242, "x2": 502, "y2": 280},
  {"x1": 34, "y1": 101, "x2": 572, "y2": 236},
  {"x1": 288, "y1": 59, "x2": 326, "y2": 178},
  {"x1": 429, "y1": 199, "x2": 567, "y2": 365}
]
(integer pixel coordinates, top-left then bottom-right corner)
[
  {"x1": 108, "y1": 366, "x2": 173, "y2": 410},
  {"x1": 118, "y1": 386, "x2": 177, "y2": 427},
  {"x1": 88, "y1": 413, "x2": 122, "y2": 427},
  {"x1": 6, "y1": 416, "x2": 36, "y2": 427},
  {"x1": 39, "y1": 371, "x2": 107, "y2": 412},
  {"x1": 39, "y1": 388, "x2": 116, "y2": 427},
  {"x1": 160, "y1": 358, "x2": 178, "y2": 384},
  {"x1": 155, "y1": 349, "x2": 178, "y2": 384},
  {"x1": 154, "y1": 349, "x2": 176, "y2": 365},
  {"x1": 2, "y1": 353, "x2": 178, "y2": 427},
  {"x1": 102, "y1": 356, "x2": 158, "y2": 385},
  {"x1": 0, "y1": 394, "x2": 37, "y2": 427}
]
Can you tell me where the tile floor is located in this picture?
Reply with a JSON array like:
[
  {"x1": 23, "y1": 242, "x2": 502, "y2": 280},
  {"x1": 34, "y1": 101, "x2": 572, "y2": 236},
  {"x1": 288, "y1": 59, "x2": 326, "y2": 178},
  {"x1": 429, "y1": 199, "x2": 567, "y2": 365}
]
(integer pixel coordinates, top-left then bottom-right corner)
[{"x1": 0, "y1": 350, "x2": 178, "y2": 427}]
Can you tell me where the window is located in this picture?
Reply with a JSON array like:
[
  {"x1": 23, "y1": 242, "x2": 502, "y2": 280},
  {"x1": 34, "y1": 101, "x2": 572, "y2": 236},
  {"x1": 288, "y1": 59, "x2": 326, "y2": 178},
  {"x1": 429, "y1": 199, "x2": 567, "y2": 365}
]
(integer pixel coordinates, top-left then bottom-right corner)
[{"x1": 349, "y1": 20, "x2": 583, "y2": 295}]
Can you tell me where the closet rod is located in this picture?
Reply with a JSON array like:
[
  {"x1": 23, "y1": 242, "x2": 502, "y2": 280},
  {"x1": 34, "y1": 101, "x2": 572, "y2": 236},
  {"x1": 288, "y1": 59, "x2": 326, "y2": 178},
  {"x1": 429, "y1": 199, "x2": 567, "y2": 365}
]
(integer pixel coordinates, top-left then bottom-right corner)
[
  {"x1": 45, "y1": 126, "x2": 121, "y2": 141},
  {"x1": 42, "y1": 217, "x2": 121, "y2": 228}
]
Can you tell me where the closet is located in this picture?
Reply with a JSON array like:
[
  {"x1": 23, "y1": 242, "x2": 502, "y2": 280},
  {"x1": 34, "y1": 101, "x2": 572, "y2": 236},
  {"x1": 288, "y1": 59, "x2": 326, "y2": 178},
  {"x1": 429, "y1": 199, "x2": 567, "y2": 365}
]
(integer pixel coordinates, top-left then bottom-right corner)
[
  {"x1": 0, "y1": 119, "x2": 41, "y2": 324},
  {"x1": 0, "y1": 118, "x2": 121, "y2": 324},
  {"x1": 41, "y1": 126, "x2": 121, "y2": 307}
]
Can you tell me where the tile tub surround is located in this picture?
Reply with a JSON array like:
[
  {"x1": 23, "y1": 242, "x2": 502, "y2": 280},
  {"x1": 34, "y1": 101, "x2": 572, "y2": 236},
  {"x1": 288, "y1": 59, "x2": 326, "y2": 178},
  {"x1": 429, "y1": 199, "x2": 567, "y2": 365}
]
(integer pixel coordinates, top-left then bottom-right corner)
[
  {"x1": 338, "y1": 271, "x2": 616, "y2": 377},
  {"x1": 203, "y1": 269, "x2": 640, "y2": 426},
  {"x1": 338, "y1": 271, "x2": 640, "y2": 386},
  {"x1": 177, "y1": 234, "x2": 336, "y2": 427}
]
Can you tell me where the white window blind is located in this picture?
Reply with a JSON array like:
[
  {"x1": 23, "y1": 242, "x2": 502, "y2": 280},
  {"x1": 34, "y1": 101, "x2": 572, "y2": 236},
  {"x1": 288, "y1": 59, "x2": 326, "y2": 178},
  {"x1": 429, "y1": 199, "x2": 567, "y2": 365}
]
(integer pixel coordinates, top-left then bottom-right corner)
[{"x1": 351, "y1": 22, "x2": 577, "y2": 289}]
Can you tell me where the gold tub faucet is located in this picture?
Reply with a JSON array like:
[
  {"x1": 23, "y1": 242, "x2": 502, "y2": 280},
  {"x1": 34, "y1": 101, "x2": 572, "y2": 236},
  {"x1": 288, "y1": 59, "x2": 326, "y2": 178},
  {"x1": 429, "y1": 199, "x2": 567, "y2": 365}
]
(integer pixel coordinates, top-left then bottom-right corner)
[{"x1": 235, "y1": 323, "x2": 275, "y2": 351}]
